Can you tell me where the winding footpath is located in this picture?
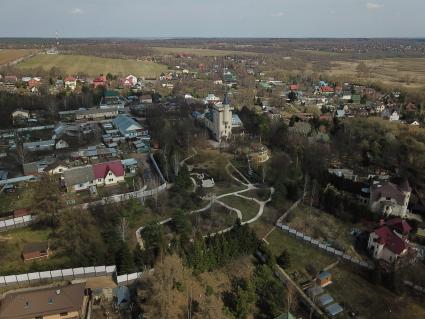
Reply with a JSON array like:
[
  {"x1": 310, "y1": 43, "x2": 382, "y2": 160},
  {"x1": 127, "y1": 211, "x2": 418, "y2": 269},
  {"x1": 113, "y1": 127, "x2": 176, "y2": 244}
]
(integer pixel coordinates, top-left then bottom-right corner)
[{"x1": 135, "y1": 158, "x2": 274, "y2": 249}]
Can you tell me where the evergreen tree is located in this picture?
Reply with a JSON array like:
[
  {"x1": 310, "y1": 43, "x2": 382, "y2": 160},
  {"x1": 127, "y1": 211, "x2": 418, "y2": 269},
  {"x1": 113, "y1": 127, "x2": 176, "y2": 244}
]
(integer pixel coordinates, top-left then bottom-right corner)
[{"x1": 117, "y1": 241, "x2": 135, "y2": 274}]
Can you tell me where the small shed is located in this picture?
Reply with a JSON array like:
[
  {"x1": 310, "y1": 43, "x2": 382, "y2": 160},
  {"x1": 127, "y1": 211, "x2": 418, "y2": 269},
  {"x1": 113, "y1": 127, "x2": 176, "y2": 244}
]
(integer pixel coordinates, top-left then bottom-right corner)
[
  {"x1": 318, "y1": 293, "x2": 334, "y2": 307},
  {"x1": 22, "y1": 242, "x2": 51, "y2": 262},
  {"x1": 113, "y1": 286, "x2": 130, "y2": 310},
  {"x1": 325, "y1": 303, "x2": 343, "y2": 317},
  {"x1": 316, "y1": 271, "x2": 332, "y2": 287}
]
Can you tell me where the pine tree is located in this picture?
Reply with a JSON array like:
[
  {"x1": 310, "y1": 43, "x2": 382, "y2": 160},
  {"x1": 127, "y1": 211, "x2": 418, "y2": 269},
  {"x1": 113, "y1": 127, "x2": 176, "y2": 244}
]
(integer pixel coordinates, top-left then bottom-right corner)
[{"x1": 117, "y1": 241, "x2": 135, "y2": 274}]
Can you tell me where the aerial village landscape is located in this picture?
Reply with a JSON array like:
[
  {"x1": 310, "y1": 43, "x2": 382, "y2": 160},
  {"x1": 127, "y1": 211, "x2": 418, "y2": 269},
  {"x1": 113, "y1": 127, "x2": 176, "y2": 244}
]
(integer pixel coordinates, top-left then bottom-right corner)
[{"x1": 1, "y1": 3, "x2": 425, "y2": 319}]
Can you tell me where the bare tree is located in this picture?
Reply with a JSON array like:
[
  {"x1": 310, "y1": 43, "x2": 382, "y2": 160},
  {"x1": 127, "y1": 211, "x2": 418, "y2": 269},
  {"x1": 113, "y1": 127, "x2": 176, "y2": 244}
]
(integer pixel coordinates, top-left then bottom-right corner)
[{"x1": 117, "y1": 216, "x2": 129, "y2": 242}]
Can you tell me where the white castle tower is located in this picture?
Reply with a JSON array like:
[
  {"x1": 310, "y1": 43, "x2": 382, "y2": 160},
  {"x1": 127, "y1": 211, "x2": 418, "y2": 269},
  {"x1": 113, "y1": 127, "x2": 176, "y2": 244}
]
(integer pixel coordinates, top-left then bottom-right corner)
[{"x1": 211, "y1": 93, "x2": 233, "y2": 142}]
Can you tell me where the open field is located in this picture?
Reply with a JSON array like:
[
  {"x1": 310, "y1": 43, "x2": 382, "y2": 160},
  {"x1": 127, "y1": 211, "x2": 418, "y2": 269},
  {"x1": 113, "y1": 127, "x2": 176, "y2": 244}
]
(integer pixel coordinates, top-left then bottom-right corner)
[
  {"x1": 325, "y1": 58, "x2": 425, "y2": 89},
  {"x1": 0, "y1": 227, "x2": 70, "y2": 275},
  {"x1": 286, "y1": 204, "x2": 364, "y2": 259},
  {"x1": 264, "y1": 228, "x2": 425, "y2": 319},
  {"x1": 151, "y1": 46, "x2": 259, "y2": 57},
  {"x1": 17, "y1": 54, "x2": 168, "y2": 77},
  {"x1": 0, "y1": 49, "x2": 36, "y2": 65}
]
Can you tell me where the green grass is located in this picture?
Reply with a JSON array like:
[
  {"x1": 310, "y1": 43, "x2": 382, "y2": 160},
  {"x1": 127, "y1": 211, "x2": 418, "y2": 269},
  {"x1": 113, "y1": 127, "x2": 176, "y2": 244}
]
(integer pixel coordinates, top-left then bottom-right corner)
[
  {"x1": 267, "y1": 227, "x2": 336, "y2": 276},
  {"x1": 214, "y1": 180, "x2": 245, "y2": 196},
  {"x1": 0, "y1": 227, "x2": 71, "y2": 275},
  {"x1": 0, "y1": 185, "x2": 34, "y2": 212},
  {"x1": 266, "y1": 229, "x2": 425, "y2": 319},
  {"x1": 17, "y1": 54, "x2": 168, "y2": 77},
  {"x1": 219, "y1": 195, "x2": 259, "y2": 221},
  {"x1": 286, "y1": 204, "x2": 362, "y2": 258}
]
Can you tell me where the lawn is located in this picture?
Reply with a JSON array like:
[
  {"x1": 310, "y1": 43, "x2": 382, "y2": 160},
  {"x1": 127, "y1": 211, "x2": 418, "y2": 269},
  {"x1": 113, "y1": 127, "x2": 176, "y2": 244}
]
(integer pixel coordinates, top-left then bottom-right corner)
[
  {"x1": 151, "y1": 46, "x2": 258, "y2": 57},
  {"x1": 0, "y1": 184, "x2": 35, "y2": 212},
  {"x1": 0, "y1": 49, "x2": 36, "y2": 65},
  {"x1": 265, "y1": 228, "x2": 425, "y2": 319},
  {"x1": 0, "y1": 227, "x2": 70, "y2": 275},
  {"x1": 17, "y1": 54, "x2": 168, "y2": 77},
  {"x1": 286, "y1": 204, "x2": 364, "y2": 259},
  {"x1": 219, "y1": 195, "x2": 259, "y2": 221}
]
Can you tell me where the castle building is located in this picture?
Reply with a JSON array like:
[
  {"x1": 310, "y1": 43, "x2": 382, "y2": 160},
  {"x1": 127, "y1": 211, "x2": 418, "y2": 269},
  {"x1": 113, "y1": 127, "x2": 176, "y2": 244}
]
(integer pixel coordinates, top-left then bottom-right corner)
[
  {"x1": 204, "y1": 94, "x2": 234, "y2": 142},
  {"x1": 369, "y1": 180, "x2": 411, "y2": 218}
]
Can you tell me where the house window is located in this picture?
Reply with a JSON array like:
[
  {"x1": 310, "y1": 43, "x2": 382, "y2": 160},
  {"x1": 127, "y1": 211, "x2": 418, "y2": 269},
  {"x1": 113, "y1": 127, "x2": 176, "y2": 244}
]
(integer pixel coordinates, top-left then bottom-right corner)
[
  {"x1": 98, "y1": 179, "x2": 102, "y2": 182},
  {"x1": 108, "y1": 178, "x2": 113, "y2": 182},
  {"x1": 48, "y1": 297, "x2": 53, "y2": 304},
  {"x1": 60, "y1": 312, "x2": 68, "y2": 316},
  {"x1": 24, "y1": 301, "x2": 30, "y2": 308},
  {"x1": 79, "y1": 184, "x2": 83, "y2": 187},
  {"x1": 386, "y1": 197, "x2": 391, "y2": 200},
  {"x1": 108, "y1": 172, "x2": 112, "y2": 176}
]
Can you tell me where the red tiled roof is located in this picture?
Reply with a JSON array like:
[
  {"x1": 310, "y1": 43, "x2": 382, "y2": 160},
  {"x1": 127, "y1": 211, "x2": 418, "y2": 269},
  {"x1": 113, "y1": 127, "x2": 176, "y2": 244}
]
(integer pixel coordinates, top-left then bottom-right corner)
[
  {"x1": 93, "y1": 75, "x2": 107, "y2": 83},
  {"x1": 321, "y1": 86, "x2": 334, "y2": 92},
  {"x1": 65, "y1": 76, "x2": 76, "y2": 82},
  {"x1": 374, "y1": 226, "x2": 407, "y2": 255},
  {"x1": 13, "y1": 208, "x2": 32, "y2": 218},
  {"x1": 386, "y1": 218, "x2": 412, "y2": 235},
  {"x1": 92, "y1": 161, "x2": 124, "y2": 179}
]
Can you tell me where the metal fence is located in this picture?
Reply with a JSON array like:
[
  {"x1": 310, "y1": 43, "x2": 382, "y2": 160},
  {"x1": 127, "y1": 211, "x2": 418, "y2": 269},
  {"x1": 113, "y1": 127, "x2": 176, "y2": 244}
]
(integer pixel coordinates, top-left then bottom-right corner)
[
  {"x1": 276, "y1": 222, "x2": 375, "y2": 270},
  {"x1": 0, "y1": 265, "x2": 117, "y2": 287},
  {"x1": 0, "y1": 215, "x2": 33, "y2": 232}
]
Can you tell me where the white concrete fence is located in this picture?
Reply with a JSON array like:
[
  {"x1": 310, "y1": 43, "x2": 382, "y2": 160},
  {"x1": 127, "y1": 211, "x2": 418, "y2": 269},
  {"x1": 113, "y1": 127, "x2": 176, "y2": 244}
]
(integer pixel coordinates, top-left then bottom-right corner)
[
  {"x1": 79, "y1": 183, "x2": 167, "y2": 209},
  {"x1": 0, "y1": 215, "x2": 34, "y2": 232},
  {"x1": 404, "y1": 280, "x2": 425, "y2": 295},
  {"x1": 276, "y1": 222, "x2": 375, "y2": 270},
  {"x1": 0, "y1": 265, "x2": 153, "y2": 288},
  {"x1": 0, "y1": 266, "x2": 117, "y2": 287},
  {"x1": 116, "y1": 269, "x2": 153, "y2": 285}
]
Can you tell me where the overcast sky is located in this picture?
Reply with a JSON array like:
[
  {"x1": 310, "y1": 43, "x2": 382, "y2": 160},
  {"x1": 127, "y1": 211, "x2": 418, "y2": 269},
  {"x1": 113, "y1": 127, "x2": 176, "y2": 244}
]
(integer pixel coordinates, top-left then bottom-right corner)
[{"x1": 1, "y1": 0, "x2": 424, "y2": 38}]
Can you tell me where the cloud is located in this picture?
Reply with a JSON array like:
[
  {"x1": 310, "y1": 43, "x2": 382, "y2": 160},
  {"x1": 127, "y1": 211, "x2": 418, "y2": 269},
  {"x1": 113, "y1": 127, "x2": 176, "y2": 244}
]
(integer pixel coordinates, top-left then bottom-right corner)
[
  {"x1": 69, "y1": 8, "x2": 84, "y2": 15},
  {"x1": 366, "y1": 3, "x2": 384, "y2": 11},
  {"x1": 270, "y1": 12, "x2": 284, "y2": 17}
]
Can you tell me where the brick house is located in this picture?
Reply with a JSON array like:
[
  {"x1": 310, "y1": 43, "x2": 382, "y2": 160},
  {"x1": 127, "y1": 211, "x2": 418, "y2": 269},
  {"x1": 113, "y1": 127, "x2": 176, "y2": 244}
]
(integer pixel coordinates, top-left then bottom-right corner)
[{"x1": 22, "y1": 242, "x2": 51, "y2": 262}]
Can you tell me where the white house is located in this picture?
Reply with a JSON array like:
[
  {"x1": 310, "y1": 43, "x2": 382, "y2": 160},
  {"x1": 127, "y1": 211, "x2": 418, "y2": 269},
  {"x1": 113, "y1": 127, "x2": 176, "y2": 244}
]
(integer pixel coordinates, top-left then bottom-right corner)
[
  {"x1": 389, "y1": 111, "x2": 400, "y2": 122},
  {"x1": 204, "y1": 94, "x2": 221, "y2": 104},
  {"x1": 64, "y1": 76, "x2": 77, "y2": 91},
  {"x1": 63, "y1": 166, "x2": 95, "y2": 192},
  {"x1": 368, "y1": 218, "x2": 412, "y2": 264},
  {"x1": 46, "y1": 162, "x2": 70, "y2": 175},
  {"x1": 55, "y1": 139, "x2": 69, "y2": 150},
  {"x1": 62, "y1": 160, "x2": 125, "y2": 192},
  {"x1": 125, "y1": 75, "x2": 138, "y2": 86},
  {"x1": 92, "y1": 161, "x2": 125, "y2": 186}
]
